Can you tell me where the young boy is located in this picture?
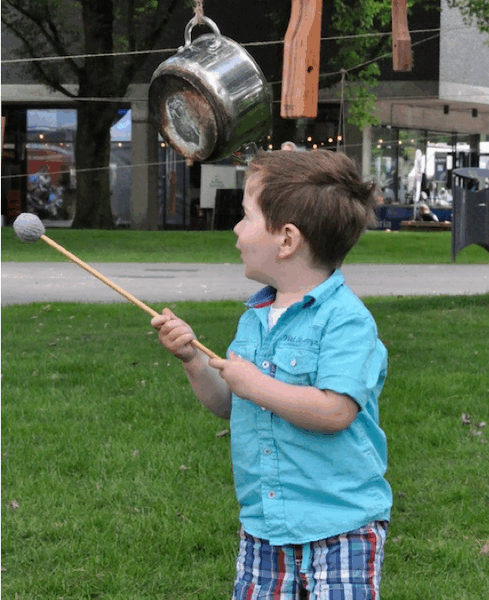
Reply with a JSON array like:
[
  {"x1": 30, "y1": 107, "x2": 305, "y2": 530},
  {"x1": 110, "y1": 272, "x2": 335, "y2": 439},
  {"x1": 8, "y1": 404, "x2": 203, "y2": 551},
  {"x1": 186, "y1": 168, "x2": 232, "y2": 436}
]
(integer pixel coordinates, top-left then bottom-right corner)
[{"x1": 151, "y1": 150, "x2": 392, "y2": 599}]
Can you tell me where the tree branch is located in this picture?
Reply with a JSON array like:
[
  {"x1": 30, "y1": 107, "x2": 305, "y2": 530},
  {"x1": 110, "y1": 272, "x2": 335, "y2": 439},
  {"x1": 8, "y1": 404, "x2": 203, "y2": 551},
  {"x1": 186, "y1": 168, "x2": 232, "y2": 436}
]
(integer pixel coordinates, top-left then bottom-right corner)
[
  {"x1": 45, "y1": 14, "x2": 82, "y2": 78},
  {"x1": 2, "y1": 1, "x2": 81, "y2": 79},
  {"x1": 2, "y1": 19, "x2": 77, "y2": 98},
  {"x1": 118, "y1": 0, "x2": 181, "y2": 90}
]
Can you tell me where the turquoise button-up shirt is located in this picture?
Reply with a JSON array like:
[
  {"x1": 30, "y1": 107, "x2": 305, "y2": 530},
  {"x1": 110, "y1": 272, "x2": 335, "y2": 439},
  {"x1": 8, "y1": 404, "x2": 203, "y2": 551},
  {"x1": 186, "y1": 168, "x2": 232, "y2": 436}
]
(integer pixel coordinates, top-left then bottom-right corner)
[{"x1": 228, "y1": 270, "x2": 392, "y2": 545}]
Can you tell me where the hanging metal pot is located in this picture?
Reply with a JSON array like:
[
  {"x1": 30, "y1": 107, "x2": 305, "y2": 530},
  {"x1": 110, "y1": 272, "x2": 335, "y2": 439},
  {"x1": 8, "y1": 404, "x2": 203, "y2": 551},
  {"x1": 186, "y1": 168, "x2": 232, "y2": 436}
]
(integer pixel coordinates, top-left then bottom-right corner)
[{"x1": 148, "y1": 16, "x2": 272, "y2": 162}]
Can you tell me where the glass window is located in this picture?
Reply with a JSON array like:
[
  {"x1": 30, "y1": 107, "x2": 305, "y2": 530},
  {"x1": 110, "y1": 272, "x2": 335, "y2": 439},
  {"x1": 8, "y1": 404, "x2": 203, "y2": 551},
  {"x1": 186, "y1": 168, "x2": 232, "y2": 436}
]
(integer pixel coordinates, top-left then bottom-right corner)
[
  {"x1": 397, "y1": 129, "x2": 426, "y2": 205},
  {"x1": 424, "y1": 132, "x2": 454, "y2": 205},
  {"x1": 26, "y1": 109, "x2": 77, "y2": 220},
  {"x1": 26, "y1": 108, "x2": 133, "y2": 224},
  {"x1": 371, "y1": 126, "x2": 397, "y2": 204},
  {"x1": 481, "y1": 134, "x2": 489, "y2": 170},
  {"x1": 110, "y1": 109, "x2": 132, "y2": 227}
]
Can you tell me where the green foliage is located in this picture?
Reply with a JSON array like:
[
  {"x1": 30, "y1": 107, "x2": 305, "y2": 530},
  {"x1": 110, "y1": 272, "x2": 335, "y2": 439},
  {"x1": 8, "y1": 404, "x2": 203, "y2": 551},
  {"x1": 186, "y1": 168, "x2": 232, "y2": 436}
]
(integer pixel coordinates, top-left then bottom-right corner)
[
  {"x1": 329, "y1": 0, "x2": 440, "y2": 129},
  {"x1": 329, "y1": 0, "x2": 391, "y2": 129}
]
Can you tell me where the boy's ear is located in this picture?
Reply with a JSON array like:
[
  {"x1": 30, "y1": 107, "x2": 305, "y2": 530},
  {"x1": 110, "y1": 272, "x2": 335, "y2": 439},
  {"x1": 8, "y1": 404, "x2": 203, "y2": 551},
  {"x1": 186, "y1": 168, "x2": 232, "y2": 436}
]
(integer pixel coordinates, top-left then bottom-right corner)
[{"x1": 278, "y1": 223, "x2": 303, "y2": 259}]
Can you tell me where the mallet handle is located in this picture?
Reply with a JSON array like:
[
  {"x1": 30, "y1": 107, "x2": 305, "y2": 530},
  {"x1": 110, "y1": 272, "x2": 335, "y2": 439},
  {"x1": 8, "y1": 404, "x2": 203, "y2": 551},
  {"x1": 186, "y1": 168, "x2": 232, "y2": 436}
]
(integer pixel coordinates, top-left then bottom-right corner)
[{"x1": 40, "y1": 234, "x2": 219, "y2": 360}]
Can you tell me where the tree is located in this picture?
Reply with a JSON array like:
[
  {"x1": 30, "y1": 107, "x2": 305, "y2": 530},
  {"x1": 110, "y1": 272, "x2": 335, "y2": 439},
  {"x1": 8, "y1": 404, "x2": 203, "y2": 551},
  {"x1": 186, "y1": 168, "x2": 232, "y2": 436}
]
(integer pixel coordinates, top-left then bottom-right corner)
[
  {"x1": 446, "y1": 0, "x2": 489, "y2": 37},
  {"x1": 2, "y1": 0, "x2": 184, "y2": 228}
]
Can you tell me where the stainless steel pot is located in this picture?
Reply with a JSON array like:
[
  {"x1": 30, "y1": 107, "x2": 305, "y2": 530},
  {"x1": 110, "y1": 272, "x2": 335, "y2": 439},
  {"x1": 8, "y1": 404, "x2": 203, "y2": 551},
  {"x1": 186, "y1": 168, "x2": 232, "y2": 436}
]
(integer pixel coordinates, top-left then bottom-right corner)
[{"x1": 149, "y1": 16, "x2": 272, "y2": 162}]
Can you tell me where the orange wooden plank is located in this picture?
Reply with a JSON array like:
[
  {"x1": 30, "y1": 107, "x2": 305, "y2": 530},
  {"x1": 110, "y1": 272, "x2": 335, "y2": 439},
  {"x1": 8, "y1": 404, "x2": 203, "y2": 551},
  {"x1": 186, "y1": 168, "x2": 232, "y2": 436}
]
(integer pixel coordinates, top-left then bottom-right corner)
[
  {"x1": 281, "y1": 0, "x2": 323, "y2": 119},
  {"x1": 392, "y1": 0, "x2": 412, "y2": 71}
]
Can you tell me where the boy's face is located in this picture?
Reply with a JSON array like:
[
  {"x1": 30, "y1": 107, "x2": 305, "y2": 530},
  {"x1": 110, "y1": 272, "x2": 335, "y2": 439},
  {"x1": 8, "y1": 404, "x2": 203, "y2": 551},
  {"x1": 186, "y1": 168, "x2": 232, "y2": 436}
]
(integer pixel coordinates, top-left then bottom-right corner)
[{"x1": 234, "y1": 174, "x2": 282, "y2": 286}]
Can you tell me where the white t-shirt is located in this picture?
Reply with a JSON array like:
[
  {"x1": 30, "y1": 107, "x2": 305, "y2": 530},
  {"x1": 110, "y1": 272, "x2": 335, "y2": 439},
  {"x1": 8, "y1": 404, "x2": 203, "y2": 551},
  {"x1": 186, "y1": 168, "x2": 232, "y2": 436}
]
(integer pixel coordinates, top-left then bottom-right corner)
[{"x1": 268, "y1": 306, "x2": 288, "y2": 331}]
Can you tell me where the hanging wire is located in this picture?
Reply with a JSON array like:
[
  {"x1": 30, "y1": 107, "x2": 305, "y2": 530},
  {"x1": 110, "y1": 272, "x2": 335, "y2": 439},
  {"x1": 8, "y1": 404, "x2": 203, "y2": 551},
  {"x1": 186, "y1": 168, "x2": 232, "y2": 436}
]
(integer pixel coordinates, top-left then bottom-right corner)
[
  {"x1": 3, "y1": 89, "x2": 485, "y2": 106},
  {"x1": 3, "y1": 32, "x2": 445, "y2": 105},
  {"x1": 336, "y1": 70, "x2": 347, "y2": 152},
  {"x1": 1, "y1": 27, "x2": 453, "y2": 66},
  {"x1": 1, "y1": 26, "x2": 484, "y2": 183},
  {"x1": 267, "y1": 32, "x2": 441, "y2": 86},
  {"x1": 2, "y1": 130, "x2": 482, "y2": 183}
]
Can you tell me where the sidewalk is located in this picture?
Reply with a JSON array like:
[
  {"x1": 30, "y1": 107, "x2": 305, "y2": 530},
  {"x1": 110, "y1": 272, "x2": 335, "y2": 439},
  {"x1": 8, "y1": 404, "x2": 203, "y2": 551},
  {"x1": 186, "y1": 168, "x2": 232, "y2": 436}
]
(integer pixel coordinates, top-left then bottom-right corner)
[{"x1": 2, "y1": 262, "x2": 488, "y2": 307}]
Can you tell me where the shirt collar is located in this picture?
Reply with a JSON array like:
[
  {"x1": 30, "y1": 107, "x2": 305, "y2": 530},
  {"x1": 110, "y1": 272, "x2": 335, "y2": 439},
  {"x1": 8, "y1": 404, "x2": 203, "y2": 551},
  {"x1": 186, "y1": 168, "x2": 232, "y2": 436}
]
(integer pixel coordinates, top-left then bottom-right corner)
[
  {"x1": 245, "y1": 270, "x2": 345, "y2": 309},
  {"x1": 245, "y1": 285, "x2": 276, "y2": 308}
]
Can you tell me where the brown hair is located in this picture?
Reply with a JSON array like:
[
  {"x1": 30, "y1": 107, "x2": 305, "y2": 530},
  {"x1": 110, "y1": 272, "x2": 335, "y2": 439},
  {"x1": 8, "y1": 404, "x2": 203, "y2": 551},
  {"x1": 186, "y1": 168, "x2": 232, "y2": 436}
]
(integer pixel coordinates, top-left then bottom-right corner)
[{"x1": 247, "y1": 149, "x2": 378, "y2": 268}]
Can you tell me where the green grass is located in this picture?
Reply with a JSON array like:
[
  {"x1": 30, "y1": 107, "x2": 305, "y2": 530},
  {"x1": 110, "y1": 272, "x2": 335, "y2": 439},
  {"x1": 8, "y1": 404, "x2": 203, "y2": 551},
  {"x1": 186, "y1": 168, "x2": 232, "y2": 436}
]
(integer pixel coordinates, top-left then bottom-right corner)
[
  {"x1": 348, "y1": 230, "x2": 489, "y2": 264},
  {"x1": 2, "y1": 295, "x2": 489, "y2": 599},
  {"x1": 1, "y1": 228, "x2": 241, "y2": 264},
  {"x1": 2, "y1": 226, "x2": 488, "y2": 263}
]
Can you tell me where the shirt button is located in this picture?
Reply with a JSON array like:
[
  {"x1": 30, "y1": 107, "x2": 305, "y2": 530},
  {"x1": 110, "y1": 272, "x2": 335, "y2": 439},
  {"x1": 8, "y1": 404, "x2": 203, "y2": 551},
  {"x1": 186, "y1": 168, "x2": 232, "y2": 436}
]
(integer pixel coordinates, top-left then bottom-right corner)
[
  {"x1": 290, "y1": 358, "x2": 297, "y2": 367},
  {"x1": 262, "y1": 360, "x2": 270, "y2": 369},
  {"x1": 268, "y1": 491, "x2": 276, "y2": 499},
  {"x1": 264, "y1": 448, "x2": 272, "y2": 455}
]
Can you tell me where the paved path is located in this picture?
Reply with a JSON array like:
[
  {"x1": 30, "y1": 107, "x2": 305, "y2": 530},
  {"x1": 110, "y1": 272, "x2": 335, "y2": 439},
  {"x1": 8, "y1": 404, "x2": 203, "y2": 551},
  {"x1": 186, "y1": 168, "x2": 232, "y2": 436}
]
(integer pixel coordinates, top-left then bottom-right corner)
[{"x1": 2, "y1": 262, "x2": 488, "y2": 307}]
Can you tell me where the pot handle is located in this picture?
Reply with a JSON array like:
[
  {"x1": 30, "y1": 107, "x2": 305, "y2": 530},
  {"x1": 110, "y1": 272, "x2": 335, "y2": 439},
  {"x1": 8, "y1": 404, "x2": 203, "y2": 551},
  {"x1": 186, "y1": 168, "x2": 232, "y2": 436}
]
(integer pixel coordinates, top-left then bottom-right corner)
[{"x1": 184, "y1": 15, "x2": 222, "y2": 49}]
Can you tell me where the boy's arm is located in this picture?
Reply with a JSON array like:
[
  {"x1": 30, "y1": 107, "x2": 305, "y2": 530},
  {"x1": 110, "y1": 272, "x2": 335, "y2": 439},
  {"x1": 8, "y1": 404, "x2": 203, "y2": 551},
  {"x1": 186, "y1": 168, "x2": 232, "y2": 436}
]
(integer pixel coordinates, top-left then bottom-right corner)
[
  {"x1": 209, "y1": 353, "x2": 358, "y2": 432},
  {"x1": 182, "y1": 351, "x2": 232, "y2": 420},
  {"x1": 152, "y1": 309, "x2": 232, "y2": 420}
]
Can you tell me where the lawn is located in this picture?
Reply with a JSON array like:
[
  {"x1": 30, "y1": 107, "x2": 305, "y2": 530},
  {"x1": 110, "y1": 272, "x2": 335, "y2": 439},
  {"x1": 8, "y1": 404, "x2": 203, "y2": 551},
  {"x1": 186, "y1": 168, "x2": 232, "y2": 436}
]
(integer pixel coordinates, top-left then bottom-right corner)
[
  {"x1": 2, "y1": 226, "x2": 489, "y2": 264},
  {"x1": 2, "y1": 295, "x2": 489, "y2": 599}
]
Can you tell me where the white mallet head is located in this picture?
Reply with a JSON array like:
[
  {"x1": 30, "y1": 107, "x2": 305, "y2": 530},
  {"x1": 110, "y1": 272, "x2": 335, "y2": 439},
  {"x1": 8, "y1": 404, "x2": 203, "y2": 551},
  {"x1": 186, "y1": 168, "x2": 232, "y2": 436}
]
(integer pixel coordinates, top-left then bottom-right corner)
[{"x1": 13, "y1": 213, "x2": 46, "y2": 243}]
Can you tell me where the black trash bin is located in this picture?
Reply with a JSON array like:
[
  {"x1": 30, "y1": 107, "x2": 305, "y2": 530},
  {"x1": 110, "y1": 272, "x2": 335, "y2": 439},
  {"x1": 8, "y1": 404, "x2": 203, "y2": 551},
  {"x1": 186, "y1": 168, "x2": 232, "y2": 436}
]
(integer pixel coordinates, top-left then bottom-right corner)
[{"x1": 451, "y1": 167, "x2": 489, "y2": 262}]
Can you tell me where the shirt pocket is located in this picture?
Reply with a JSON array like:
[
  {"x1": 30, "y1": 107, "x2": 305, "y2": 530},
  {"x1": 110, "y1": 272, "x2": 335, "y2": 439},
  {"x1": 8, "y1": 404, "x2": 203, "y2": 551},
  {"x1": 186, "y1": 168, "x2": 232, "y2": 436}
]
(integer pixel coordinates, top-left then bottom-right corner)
[{"x1": 273, "y1": 346, "x2": 319, "y2": 386}]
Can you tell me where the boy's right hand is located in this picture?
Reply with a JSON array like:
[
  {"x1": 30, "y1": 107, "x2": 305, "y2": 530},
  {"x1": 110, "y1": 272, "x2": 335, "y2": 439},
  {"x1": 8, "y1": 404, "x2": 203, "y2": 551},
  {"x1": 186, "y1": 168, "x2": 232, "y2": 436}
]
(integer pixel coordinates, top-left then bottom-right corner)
[{"x1": 151, "y1": 308, "x2": 199, "y2": 363}]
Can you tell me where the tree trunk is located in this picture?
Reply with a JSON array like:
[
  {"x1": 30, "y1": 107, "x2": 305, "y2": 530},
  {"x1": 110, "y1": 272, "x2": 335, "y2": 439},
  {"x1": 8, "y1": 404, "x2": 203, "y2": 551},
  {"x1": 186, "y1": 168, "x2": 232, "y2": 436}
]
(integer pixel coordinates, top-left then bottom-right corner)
[
  {"x1": 71, "y1": 0, "x2": 117, "y2": 229},
  {"x1": 71, "y1": 102, "x2": 117, "y2": 229}
]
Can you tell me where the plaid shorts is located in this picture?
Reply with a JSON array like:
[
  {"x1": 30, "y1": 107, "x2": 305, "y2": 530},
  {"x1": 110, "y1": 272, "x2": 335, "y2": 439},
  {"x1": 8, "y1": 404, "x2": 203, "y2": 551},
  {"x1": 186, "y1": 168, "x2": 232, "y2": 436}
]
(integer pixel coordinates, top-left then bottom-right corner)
[{"x1": 232, "y1": 521, "x2": 389, "y2": 600}]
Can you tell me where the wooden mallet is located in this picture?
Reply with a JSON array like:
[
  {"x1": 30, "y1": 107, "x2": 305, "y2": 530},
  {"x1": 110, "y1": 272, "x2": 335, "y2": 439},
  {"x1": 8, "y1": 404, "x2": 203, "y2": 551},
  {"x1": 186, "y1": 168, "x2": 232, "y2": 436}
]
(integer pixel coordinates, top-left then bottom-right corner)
[{"x1": 13, "y1": 213, "x2": 219, "y2": 360}]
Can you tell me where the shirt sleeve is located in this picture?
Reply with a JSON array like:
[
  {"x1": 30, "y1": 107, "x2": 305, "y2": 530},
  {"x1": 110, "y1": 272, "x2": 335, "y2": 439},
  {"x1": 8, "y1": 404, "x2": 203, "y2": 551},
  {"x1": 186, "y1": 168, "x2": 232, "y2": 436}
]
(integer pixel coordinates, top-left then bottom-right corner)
[{"x1": 314, "y1": 308, "x2": 387, "y2": 410}]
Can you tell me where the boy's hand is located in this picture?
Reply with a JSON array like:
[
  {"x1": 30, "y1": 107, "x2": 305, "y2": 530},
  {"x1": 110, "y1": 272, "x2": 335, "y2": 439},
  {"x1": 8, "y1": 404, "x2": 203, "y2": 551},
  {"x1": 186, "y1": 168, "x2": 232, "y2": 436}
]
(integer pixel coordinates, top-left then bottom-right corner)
[
  {"x1": 151, "y1": 308, "x2": 198, "y2": 363},
  {"x1": 209, "y1": 352, "x2": 264, "y2": 399}
]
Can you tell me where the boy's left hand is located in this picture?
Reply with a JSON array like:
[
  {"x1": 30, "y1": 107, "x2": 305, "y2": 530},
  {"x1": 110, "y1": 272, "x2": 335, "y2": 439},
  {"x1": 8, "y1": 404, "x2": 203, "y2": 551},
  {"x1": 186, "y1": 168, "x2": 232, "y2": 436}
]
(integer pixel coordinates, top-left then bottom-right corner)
[{"x1": 209, "y1": 352, "x2": 264, "y2": 400}]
